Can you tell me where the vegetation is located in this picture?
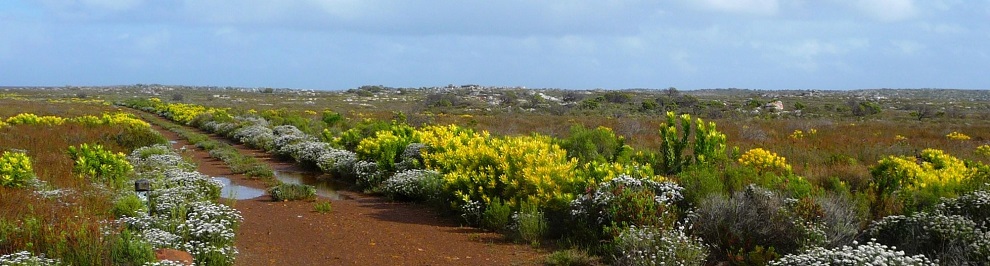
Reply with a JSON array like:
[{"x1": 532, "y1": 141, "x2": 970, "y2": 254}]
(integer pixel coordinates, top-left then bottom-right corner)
[{"x1": 5, "y1": 86, "x2": 990, "y2": 265}]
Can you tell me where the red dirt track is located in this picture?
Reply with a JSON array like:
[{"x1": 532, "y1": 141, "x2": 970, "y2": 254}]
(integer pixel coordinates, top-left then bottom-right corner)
[{"x1": 152, "y1": 125, "x2": 546, "y2": 265}]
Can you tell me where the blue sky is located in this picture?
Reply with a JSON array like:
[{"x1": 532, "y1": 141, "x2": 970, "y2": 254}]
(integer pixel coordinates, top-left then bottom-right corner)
[{"x1": 1, "y1": 0, "x2": 987, "y2": 90}]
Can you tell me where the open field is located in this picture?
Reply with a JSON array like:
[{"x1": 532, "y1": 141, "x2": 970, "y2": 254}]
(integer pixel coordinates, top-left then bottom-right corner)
[{"x1": 3, "y1": 86, "x2": 990, "y2": 265}]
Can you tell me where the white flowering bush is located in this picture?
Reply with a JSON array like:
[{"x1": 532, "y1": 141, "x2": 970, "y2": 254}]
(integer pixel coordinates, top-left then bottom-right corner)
[
  {"x1": 570, "y1": 175, "x2": 684, "y2": 238},
  {"x1": 316, "y1": 149, "x2": 357, "y2": 178},
  {"x1": 936, "y1": 189, "x2": 990, "y2": 228},
  {"x1": 0, "y1": 251, "x2": 62, "y2": 266},
  {"x1": 864, "y1": 212, "x2": 990, "y2": 265},
  {"x1": 120, "y1": 145, "x2": 242, "y2": 266},
  {"x1": 354, "y1": 160, "x2": 383, "y2": 189},
  {"x1": 233, "y1": 124, "x2": 275, "y2": 151},
  {"x1": 381, "y1": 169, "x2": 442, "y2": 200},
  {"x1": 284, "y1": 141, "x2": 333, "y2": 167},
  {"x1": 613, "y1": 226, "x2": 708, "y2": 266},
  {"x1": 770, "y1": 240, "x2": 935, "y2": 266},
  {"x1": 202, "y1": 121, "x2": 239, "y2": 137}
]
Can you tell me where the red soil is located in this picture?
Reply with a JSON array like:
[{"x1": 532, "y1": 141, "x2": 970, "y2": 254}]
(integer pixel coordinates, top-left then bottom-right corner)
[{"x1": 152, "y1": 125, "x2": 547, "y2": 265}]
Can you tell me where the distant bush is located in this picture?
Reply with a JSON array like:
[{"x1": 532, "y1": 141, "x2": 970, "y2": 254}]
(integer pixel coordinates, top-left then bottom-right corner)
[{"x1": 112, "y1": 193, "x2": 148, "y2": 218}]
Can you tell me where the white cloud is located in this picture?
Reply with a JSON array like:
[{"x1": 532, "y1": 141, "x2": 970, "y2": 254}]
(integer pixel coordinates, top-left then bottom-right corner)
[
  {"x1": 891, "y1": 40, "x2": 924, "y2": 54},
  {"x1": 849, "y1": 0, "x2": 918, "y2": 22},
  {"x1": 692, "y1": 0, "x2": 780, "y2": 15}
]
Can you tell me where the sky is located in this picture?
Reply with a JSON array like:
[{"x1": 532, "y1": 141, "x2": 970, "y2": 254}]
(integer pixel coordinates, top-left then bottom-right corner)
[{"x1": 1, "y1": 0, "x2": 988, "y2": 90}]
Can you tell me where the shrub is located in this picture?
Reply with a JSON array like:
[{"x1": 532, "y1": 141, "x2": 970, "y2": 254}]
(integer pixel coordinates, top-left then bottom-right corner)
[
  {"x1": 561, "y1": 125, "x2": 627, "y2": 164},
  {"x1": 110, "y1": 229, "x2": 156, "y2": 265},
  {"x1": 544, "y1": 249, "x2": 601, "y2": 266},
  {"x1": 676, "y1": 165, "x2": 726, "y2": 206},
  {"x1": 356, "y1": 125, "x2": 416, "y2": 171},
  {"x1": 947, "y1": 131, "x2": 972, "y2": 141},
  {"x1": 570, "y1": 175, "x2": 683, "y2": 238},
  {"x1": 936, "y1": 189, "x2": 990, "y2": 228},
  {"x1": 482, "y1": 199, "x2": 512, "y2": 232},
  {"x1": 314, "y1": 201, "x2": 333, "y2": 214},
  {"x1": 395, "y1": 143, "x2": 427, "y2": 171},
  {"x1": 112, "y1": 193, "x2": 148, "y2": 218},
  {"x1": 770, "y1": 240, "x2": 935, "y2": 266},
  {"x1": 694, "y1": 185, "x2": 823, "y2": 264},
  {"x1": 738, "y1": 148, "x2": 792, "y2": 174},
  {"x1": 268, "y1": 183, "x2": 316, "y2": 201},
  {"x1": 870, "y1": 149, "x2": 977, "y2": 214},
  {"x1": 0, "y1": 251, "x2": 62, "y2": 265},
  {"x1": 0, "y1": 151, "x2": 35, "y2": 188},
  {"x1": 316, "y1": 149, "x2": 358, "y2": 178},
  {"x1": 514, "y1": 202, "x2": 548, "y2": 246},
  {"x1": 977, "y1": 145, "x2": 990, "y2": 159},
  {"x1": 612, "y1": 226, "x2": 708, "y2": 266},
  {"x1": 380, "y1": 169, "x2": 442, "y2": 201},
  {"x1": 233, "y1": 124, "x2": 276, "y2": 151},
  {"x1": 863, "y1": 212, "x2": 990, "y2": 265},
  {"x1": 657, "y1": 112, "x2": 727, "y2": 174},
  {"x1": 354, "y1": 160, "x2": 383, "y2": 190},
  {"x1": 68, "y1": 143, "x2": 133, "y2": 189}
]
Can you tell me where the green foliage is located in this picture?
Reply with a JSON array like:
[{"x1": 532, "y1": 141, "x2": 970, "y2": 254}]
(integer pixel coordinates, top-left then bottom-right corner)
[
  {"x1": 355, "y1": 123, "x2": 416, "y2": 172},
  {"x1": 0, "y1": 151, "x2": 35, "y2": 188},
  {"x1": 870, "y1": 149, "x2": 981, "y2": 215},
  {"x1": 658, "y1": 112, "x2": 727, "y2": 174},
  {"x1": 336, "y1": 119, "x2": 394, "y2": 150},
  {"x1": 676, "y1": 165, "x2": 726, "y2": 206},
  {"x1": 68, "y1": 143, "x2": 133, "y2": 189},
  {"x1": 268, "y1": 183, "x2": 317, "y2": 201},
  {"x1": 110, "y1": 229, "x2": 156, "y2": 265},
  {"x1": 482, "y1": 199, "x2": 512, "y2": 232},
  {"x1": 516, "y1": 202, "x2": 548, "y2": 246},
  {"x1": 544, "y1": 249, "x2": 601, "y2": 266},
  {"x1": 561, "y1": 125, "x2": 627, "y2": 164},
  {"x1": 314, "y1": 200, "x2": 333, "y2": 214},
  {"x1": 321, "y1": 110, "x2": 344, "y2": 127},
  {"x1": 112, "y1": 193, "x2": 147, "y2": 218}
]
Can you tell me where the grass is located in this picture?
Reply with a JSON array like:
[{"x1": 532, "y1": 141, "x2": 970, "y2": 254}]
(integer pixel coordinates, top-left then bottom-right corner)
[
  {"x1": 314, "y1": 200, "x2": 333, "y2": 213},
  {"x1": 268, "y1": 183, "x2": 317, "y2": 201}
]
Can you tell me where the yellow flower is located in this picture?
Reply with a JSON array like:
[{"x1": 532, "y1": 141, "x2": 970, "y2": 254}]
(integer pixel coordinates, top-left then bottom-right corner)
[{"x1": 946, "y1": 131, "x2": 971, "y2": 141}]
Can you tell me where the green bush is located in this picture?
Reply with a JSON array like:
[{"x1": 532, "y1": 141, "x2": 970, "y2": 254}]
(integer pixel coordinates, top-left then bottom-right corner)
[
  {"x1": 110, "y1": 229, "x2": 156, "y2": 265},
  {"x1": 658, "y1": 112, "x2": 726, "y2": 174},
  {"x1": 560, "y1": 125, "x2": 627, "y2": 164},
  {"x1": 0, "y1": 151, "x2": 35, "y2": 188},
  {"x1": 268, "y1": 183, "x2": 316, "y2": 201},
  {"x1": 314, "y1": 201, "x2": 333, "y2": 214},
  {"x1": 544, "y1": 249, "x2": 601, "y2": 266},
  {"x1": 515, "y1": 202, "x2": 548, "y2": 246},
  {"x1": 676, "y1": 165, "x2": 726, "y2": 206},
  {"x1": 482, "y1": 199, "x2": 512, "y2": 232},
  {"x1": 68, "y1": 143, "x2": 133, "y2": 189},
  {"x1": 112, "y1": 193, "x2": 148, "y2": 218}
]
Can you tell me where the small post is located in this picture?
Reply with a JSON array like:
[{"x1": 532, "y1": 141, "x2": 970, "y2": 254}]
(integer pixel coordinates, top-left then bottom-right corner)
[{"x1": 135, "y1": 179, "x2": 152, "y2": 215}]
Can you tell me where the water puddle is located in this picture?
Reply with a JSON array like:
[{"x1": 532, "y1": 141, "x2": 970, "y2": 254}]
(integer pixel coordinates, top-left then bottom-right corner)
[
  {"x1": 274, "y1": 170, "x2": 346, "y2": 200},
  {"x1": 213, "y1": 177, "x2": 266, "y2": 200},
  {"x1": 169, "y1": 140, "x2": 178, "y2": 144}
]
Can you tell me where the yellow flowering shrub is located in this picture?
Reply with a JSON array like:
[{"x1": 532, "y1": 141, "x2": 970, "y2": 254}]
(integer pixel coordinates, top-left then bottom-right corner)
[
  {"x1": 356, "y1": 124, "x2": 416, "y2": 170},
  {"x1": 977, "y1": 145, "x2": 990, "y2": 158},
  {"x1": 4, "y1": 113, "x2": 67, "y2": 126},
  {"x1": 947, "y1": 131, "x2": 971, "y2": 141},
  {"x1": 0, "y1": 151, "x2": 34, "y2": 188},
  {"x1": 72, "y1": 112, "x2": 151, "y2": 130},
  {"x1": 579, "y1": 161, "x2": 662, "y2": 185},
  {"x1": 68, "y1": 143, "x2": 134, "y2": 188},
  {"x1": 417, "y1": 124, "x2": 581, "y2": 209},
  {"x1": 789, "y1": 130, "x2": 805, "y2": 140},
  {"x1": 871, "y1": 149, "x2": 979, "y2": 211},
  {"x1": 895, "y1": 135, "x2": 908, "y2": 141},
  {"x1": 0, "y1": 120, "x2": 8, "y2": 129},
  {"x1": 738, "y1": 148, "x2": 792, "y2": 174}
]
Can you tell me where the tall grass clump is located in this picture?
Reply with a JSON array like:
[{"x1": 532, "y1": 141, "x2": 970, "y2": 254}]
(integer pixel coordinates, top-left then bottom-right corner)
[{"x1": 268, "y1": 183, "x2": 317, "y2": 201}]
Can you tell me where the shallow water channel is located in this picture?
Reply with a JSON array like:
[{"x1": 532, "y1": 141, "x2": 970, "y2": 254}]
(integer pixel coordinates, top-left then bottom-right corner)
[{"x1": 212, "y1": 171, "x2": 346, "y2": 200}]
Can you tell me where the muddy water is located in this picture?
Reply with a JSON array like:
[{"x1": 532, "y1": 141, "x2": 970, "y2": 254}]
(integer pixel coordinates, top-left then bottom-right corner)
[
  {"x1": 213, "y1": 177, "x2": 266, "y2": 200},
  {"x1": 273, "y1": 170, "x2": 347, "y2": 200}
]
